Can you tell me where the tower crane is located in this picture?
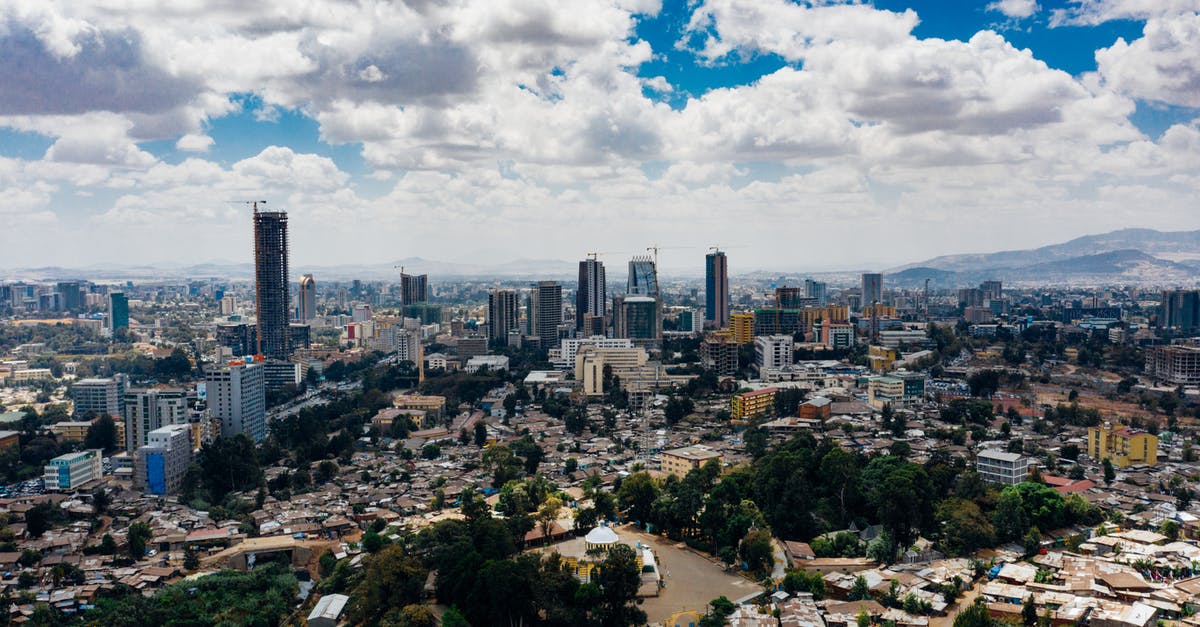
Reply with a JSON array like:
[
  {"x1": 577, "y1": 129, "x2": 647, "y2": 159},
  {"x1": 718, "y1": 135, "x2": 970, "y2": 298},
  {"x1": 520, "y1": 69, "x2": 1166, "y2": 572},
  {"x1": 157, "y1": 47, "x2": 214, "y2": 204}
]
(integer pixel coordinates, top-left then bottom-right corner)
[
  {"x1": 645, "y1": 245, "x2": 691, "y2": 297},
  {"x1": 227, "y1": 200, "x2": 268, "y2": 212}
]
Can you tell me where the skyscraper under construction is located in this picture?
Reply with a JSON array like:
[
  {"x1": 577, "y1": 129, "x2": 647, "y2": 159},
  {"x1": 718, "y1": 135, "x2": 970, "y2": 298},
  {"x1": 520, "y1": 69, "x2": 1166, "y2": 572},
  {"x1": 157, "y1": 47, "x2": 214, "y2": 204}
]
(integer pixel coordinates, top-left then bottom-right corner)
[{"x1": 254, "y1": 207, "x2": 290, "y2": 359}]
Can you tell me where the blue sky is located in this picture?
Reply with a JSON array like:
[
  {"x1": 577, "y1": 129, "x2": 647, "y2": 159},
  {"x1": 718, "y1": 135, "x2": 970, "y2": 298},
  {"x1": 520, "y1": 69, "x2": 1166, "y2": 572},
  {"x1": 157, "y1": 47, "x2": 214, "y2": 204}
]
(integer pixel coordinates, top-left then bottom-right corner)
[{"x1": 1, "y1": 0, "x2": 1199, "y2": 271}]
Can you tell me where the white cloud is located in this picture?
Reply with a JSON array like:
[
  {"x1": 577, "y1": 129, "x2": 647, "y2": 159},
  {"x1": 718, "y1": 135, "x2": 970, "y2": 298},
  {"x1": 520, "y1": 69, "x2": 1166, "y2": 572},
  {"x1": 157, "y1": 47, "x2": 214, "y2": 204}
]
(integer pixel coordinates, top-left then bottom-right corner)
[
  {"x1": 988, "y1": 0, "x2": 1040, "y2": 19},
  {"x1": 1095, "y1": 13, "x2": 1200, "y2": 107},
  {"x1": 1050, "y1": 0, "x2": 1200, "y2": 27},
  {"x1": 175, "y1": 133, "x2": 213, "y2": 152},
  {"x1": 0, "y1": 0, "x2": 1198, "y2": 268}
]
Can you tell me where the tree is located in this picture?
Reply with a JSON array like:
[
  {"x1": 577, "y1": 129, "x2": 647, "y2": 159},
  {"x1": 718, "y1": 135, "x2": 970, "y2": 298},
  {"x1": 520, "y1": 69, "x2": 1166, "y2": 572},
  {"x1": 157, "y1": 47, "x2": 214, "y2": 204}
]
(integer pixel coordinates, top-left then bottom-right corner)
[
  {"x1": 617, "y1": 472, "x2": 658, "y2": 525},
  {"x1": 421, "y1": 443, "x2": 441, "y2": 459},
  {"x1": 84, "y1": 415, "x2": 119, "y2": 452},
  {"x1": 1023, "y1": 526, "x2": 1042, "y2": 557},
  {"x1": 850, "y1": 575, "x2": 871, "y2": 601},
  {"x1": 992, "y1": 488, "x2": 1027, "y2": 542},
  {"x1": 699, "y1": 596, "x2": 736, "y2": 627},
  {"x1": 362, "y1": 530, "x2": 385, "y2": 553},
  {"x1": 936, "y1": 498, "x2": 996, "y2": 557},
  {"x1": 1022, "y1": 595, "x2": 1038, "y2": 626},
  {"x1": 99, "y1": 534, "x2": 117, "y2": 555},
  {"x1": 316, "y1": 460, "x2": 338, "y2": 483},
  {"x1": 1159, "y1": 519, "x2": 1181, "y2": 541},
  {"x1": 954, "y1": 599, "x2": 997, "y2": 627},
  {"x1": 388, "y1": 604, "x2": 436, "y2": 627},
  {"x1": 1102, "y1": 458, "x2": 1115, "y2": 485},
  {"x1": 592, "y1": 544, "x2": 647, "y2": 627},
  {"x1": 128, "y1": 522, "x2": 152, "y2": 560},
  {"x1": 474, "y1": 421, "x2": 488, "y2": 447},
  {"x1": 441, "y1": 607, "x2": 470, "y2": 627},
  {"x1": 349, "y1": 545, "x2": 427, "y2": 625},
  {"x1": 536, "y1": 496, "x2": 563, "y2": 545},
  {"x1": 738, "y1": 528, "x2": 774, "y2": 576},
  {"x1": 183, "y1": 547, "x2": 199, "y2": 570},
  {"x1": 25, "y1": 502, "x2": 55, "y2": 538}
]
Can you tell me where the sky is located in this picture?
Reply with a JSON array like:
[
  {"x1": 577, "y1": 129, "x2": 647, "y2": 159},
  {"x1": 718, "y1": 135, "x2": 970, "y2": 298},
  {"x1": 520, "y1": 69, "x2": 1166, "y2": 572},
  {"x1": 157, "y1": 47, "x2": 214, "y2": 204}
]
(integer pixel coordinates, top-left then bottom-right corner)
[{"x1": 1, "y1": 0, "x2": 1199, "y2": 272}]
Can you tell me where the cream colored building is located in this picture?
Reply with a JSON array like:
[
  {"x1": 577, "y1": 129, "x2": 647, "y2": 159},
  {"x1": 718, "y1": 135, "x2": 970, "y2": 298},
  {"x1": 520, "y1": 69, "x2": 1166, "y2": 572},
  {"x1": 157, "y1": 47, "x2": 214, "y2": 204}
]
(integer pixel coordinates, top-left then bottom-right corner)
[
  {"x1": 660, "y1": 445, "x2": 722, "y2": 478},
  {"x1": 574, "y1": 345, "x2": 648, "y2": 396}
]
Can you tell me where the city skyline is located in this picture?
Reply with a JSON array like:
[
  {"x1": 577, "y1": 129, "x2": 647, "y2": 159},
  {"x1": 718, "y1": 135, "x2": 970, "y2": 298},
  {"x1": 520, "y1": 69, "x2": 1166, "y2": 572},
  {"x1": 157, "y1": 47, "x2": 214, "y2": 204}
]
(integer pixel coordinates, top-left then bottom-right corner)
[{"x1": 2, "y1": 1, "x2": 1200, "y2": 269}]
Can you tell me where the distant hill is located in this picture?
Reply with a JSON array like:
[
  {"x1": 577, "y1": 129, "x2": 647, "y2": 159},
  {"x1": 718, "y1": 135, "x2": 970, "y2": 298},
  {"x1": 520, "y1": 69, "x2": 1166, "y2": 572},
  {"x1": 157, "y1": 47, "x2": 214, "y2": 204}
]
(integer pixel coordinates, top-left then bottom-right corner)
[{"x1": 887, "y1": 228, "x2": 1200, "y2": 284}]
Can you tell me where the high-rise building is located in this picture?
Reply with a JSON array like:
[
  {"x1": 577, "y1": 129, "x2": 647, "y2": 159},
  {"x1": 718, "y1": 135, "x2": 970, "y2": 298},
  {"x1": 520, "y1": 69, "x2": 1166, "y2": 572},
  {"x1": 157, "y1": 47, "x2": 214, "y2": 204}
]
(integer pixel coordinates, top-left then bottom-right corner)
[
  {"x1": 528, "y1": 281, "x2": 563, "y2": 350},
  {"x1": 705, "y1": 251, "x2": 729, "y2": 327},
  {"x1": 487, "y1": 289, "x2": 519, "y2": 340},
  {"x1": 774, "y1": 286, "x2": 810, "y2": 309},
  {"x1": 861, "y1": 273, "x2": 883, "y2": 308},
  {"x1": 958, "y1": 288, "x2": 985, "y2": 309},
  {"x1": 205, "y1": 359, "x2": 267, "y2": 442},
  {"x1": 401, "y1": 274, "x2": 429, "y2": 306},
  {"x1": 123, "y1": 389, "x2": 187, "y2": 453},
  {"x1": 253, "y1": 209, "x2": 290, "y2": 359},
  {"x1": 576, "y1": 258, "x2": 607, "y2": 331},
  {"x1": 804, "y1": 279, "x2": 828, "y2": 306},
  {"x1": 628, "y1": 256, "x2": 658, "y2": 296},
  {"x1": 108, "y1": 293, "x2": 129, "y2": 332},
  {"x1": 72, "y1": 377, "x2": 125, "y2": 419},
  {"x1": 297, "y1": 274, "x2": 316, "y2": 322},
  {"x1": 613, "y1": 295, "x2": 661, "y2": 347},
  {"x1": 216, "y1": 322, "x2": 257, "y2": 356},
  {"x1": 980, "y1": 280, "x2": 1003, "y2": 302},
  {"x1": 135, "y1": 424, "x2": 192, "y2": 495},
  {"x1": 1160, "y1": 290, "x2": 1200, "y2": 330},
  {"x1": 56, "y1": 281, "x2": 84, "y2": 312}
]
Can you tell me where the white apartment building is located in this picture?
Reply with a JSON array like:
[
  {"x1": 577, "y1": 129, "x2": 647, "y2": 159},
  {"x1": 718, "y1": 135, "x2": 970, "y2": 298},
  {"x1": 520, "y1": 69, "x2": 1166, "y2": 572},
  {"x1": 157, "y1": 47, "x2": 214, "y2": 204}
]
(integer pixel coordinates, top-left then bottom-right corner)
[
  {"x1": 755, "y1": 335, "x2": 793, "y2": 371},
  {"x1": 205, "y1": 360, "x2": 266, "y2": 442},
  {"x1": 552, "y1": 336, "x2": 634, "y2": 370},
  {"x1": 976, "y1": 449, "x2": 1030, "y2": 486}
]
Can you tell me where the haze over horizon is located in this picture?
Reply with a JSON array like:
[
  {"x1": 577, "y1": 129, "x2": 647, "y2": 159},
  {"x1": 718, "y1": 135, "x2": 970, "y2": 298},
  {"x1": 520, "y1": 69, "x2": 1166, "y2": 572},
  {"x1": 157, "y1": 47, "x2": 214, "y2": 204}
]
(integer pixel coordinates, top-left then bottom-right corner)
[{"x1": 2, "y1": 0, "x2": 1200, "y2": 269}]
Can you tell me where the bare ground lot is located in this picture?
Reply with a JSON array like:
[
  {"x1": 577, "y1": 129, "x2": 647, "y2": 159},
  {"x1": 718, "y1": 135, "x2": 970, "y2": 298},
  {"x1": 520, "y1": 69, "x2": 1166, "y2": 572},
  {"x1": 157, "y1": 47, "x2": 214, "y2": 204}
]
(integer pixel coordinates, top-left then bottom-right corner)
[{"x1": 615, "y1": 524, "x2": 762, "y2": 624}]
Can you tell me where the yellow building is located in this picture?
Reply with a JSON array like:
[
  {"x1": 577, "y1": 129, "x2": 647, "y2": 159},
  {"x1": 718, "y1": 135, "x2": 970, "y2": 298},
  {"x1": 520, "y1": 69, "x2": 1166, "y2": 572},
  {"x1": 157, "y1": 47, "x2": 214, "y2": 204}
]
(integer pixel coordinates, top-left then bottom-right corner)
[
  {"x1": 725, "y1": 312, "x2": 755, "y2": 345},
  {"x1": 732, "y1": 387, "x2": 776, "y2": 420},
  {"x1": 867, "y1": 345, "x2": 898, "y2": 372},
  {"x1": 1087, "y1": 425, "x2": 1158, "y2": 468},
  {"x1": 50, "y1": 421, "x2": 94, "y2": 443},
  {"x1": 660, "y1": 446, "x2": 722, "y2": 478},
  {"x1": 393, "y1": 395, "x2": 447, "y2": 419},
  {"x1": 862, "y1": 304, "x2": 897, "y2": 319},
  {"x1": 797, "y1": 306, "x2": 850, "y2": 328}
]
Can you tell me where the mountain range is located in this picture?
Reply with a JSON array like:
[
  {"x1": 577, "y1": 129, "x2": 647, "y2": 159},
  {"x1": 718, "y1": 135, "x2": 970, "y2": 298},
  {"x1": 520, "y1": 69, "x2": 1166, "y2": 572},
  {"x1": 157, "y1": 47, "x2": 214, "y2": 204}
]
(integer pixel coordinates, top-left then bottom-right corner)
[
  {"x1": 3, "y1": 228, "x2": 1200, "y2": 285},
  {"x1": 884, "y1": 228, "x2": 1200, "y2": 287}
]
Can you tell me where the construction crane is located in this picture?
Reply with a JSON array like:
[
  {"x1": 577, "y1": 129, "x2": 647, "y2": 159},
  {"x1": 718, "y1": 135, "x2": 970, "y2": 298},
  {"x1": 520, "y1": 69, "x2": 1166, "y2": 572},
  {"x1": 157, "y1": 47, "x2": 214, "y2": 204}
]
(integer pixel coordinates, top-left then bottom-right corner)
[
  {"x1": 644, "y1": 245, "x2": 691, "y2": 297},
  {"x1": 228, "y1": 200, "x2": 268, "y2": 212},
  {"x1": 584, "y1": 251, "x2": 628, "y2": 261}
]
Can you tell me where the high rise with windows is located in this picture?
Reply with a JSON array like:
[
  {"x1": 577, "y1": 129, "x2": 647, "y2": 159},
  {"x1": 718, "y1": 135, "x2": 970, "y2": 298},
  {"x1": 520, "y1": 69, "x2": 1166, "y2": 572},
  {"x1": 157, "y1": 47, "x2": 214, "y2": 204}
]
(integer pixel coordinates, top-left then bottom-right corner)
[
  {"x1": 528, "y1": 281, "x2": 563, "y2": 350},
  {"x1": 297, "y1": 274, "x2": 316, "y2": 322},
  {"x1": 488, "y1": 289, "x2": 520, "y2": 340},
  {"x1": 861, "y1": 273, "x2": 883, "y2": 308},
  {"x1": 108, "y1": 293, "x2": 129, "y2": 332},
  {"x1": 253, "y1": 208, "x2": 290, "y2": 358},
  {"x1": 576, "y1": 258, "x2": 607, "y2": 331},
  {"x1": 804, "y1": 279, "x2": 827, "y2": 306},
  {"x1": 205, "y1": 360, "x2": 267, "y2": 442},
  {"x1": 401, "y1": 273, "x2": 429, "y2": 306},
  {"x1": 705, "y1": 251, "x2": 729, "y2": 327},
  {"x1": 123, "y1": 389, "x2": 187, "y2": 453},
  {"x1": 627, "y1": 256, "x2": 657, "y2": 296}
]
